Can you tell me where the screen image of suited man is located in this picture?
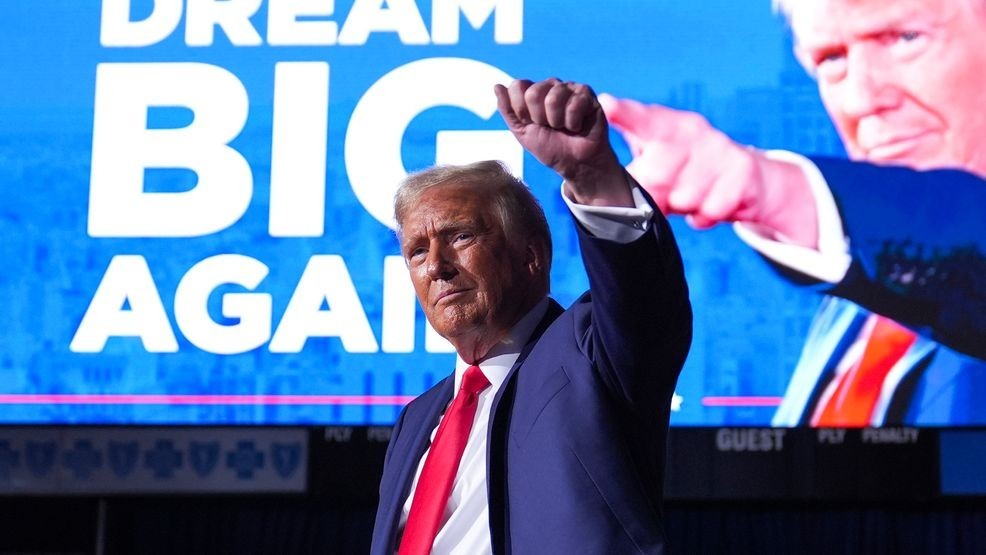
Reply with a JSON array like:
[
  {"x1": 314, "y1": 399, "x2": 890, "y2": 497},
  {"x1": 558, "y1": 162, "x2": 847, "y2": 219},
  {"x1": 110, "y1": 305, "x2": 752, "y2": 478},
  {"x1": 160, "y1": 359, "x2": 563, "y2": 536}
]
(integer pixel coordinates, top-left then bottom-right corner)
[
  {"x1": 370, "y1": 79, "x2": 691, "y2": 553},
  {"x1": 601, "y1": 0, "x2": 986, "y2": 426}
]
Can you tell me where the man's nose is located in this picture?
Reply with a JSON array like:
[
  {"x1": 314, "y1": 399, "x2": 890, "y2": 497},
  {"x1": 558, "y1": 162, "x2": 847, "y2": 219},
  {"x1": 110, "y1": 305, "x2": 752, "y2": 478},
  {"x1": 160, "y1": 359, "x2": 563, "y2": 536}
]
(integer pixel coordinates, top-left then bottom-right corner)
[
  {"x1": 425, "y1": 245, "x2": 456, "y2": 281},
  {"x1": 841, "y1": 45, "x2": 901, "y2": 117}
]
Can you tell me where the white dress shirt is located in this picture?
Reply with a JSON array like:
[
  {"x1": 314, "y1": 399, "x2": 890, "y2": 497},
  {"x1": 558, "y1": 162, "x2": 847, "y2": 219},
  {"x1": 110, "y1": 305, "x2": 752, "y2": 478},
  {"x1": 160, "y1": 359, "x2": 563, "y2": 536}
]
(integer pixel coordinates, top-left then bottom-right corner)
[{"x1": 396, "y1": 184, "x2": 653, "y2": 554}]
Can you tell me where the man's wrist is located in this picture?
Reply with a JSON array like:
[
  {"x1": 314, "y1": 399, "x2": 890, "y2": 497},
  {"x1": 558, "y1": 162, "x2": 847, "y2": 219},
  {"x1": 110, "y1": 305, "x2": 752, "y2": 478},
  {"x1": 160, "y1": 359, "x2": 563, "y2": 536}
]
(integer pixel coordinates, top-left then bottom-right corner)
[
  {"x1": 756, "y1": 154, "x2": 819, "y2": 249},
  {"x1": 560, "y1": 151, "x2": 635, "y2": 207},
  {"x1": 733, "y1": 150, "x2": 851, "y2": 284},
  {"x1": 563, "y1": 183, "x2": 654, "y2": 243}
]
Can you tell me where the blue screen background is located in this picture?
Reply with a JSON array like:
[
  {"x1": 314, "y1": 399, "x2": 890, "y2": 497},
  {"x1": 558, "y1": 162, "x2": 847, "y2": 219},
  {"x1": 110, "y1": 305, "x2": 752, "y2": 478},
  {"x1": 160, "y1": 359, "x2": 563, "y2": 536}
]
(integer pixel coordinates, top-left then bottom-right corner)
[{"x1": 0, "y1": 0, "x2": 846, "y2": 425}]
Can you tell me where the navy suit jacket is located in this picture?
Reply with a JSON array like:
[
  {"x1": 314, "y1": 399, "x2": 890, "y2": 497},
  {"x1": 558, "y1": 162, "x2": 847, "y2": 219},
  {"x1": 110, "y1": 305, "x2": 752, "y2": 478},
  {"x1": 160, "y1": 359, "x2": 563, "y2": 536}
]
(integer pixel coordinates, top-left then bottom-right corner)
[
  {"x1": 773, "y1": 158, "x2": 986, "y2": 425},
  {"x1": 371, "y1": 203, "x2": 691, "y2": 554}
]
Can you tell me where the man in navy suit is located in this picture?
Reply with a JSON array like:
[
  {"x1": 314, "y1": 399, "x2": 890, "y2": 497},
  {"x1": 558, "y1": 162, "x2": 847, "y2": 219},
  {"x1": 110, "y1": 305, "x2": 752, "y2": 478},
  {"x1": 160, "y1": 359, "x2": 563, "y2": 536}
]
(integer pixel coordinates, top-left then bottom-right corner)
[
  {"x1": 601, "y1": 0, "x2": 986, "y2": 425},
  {"x1": 370, "y1": 78, "x2": 691, "y2": 554}
]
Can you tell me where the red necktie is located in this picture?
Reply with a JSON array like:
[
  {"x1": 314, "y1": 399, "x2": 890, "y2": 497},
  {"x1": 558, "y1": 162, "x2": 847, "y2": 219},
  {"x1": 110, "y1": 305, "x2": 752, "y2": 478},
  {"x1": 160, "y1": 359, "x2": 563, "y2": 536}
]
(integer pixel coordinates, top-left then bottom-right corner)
[
  {"x1": 399, "y1": 365, "x2": 491, "y2": 555},
  {"x1": 811, "y1": 314, "x2": 917, "y2": 427}
]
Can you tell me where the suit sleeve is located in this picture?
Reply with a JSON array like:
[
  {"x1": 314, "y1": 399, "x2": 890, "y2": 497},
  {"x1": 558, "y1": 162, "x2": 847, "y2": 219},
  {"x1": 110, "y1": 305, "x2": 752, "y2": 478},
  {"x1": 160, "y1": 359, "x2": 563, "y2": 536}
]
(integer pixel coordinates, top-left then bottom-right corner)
[
  {"x1": 793, "y1": 158, "x2": 986, "y2": 360},
  {"x1": 573, "y1": 187, "x2": 692, "y2": 420},
  {"x1": 369, "y1": 404, "x2": 408, "y2": 555}
]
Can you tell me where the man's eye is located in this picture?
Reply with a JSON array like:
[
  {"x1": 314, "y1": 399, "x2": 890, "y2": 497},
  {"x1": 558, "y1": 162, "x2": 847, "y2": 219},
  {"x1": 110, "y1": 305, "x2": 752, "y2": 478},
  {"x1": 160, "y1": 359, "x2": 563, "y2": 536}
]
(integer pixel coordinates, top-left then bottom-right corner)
[
  {"x1": 815, "y1": 49, "x2": 845, "y2": 66},
  {"x1": 809, "y1": 47, "x2": 847, "y2": 82},
  {"x1": 408, "y1": 247, "x2": 426, "y2": 259},
  {"x1": 886, "y1": 30, "x2": 926, "y2": 59},
  {"x1": 453, "y1": 233, "x2": 474, "y2": 243}
]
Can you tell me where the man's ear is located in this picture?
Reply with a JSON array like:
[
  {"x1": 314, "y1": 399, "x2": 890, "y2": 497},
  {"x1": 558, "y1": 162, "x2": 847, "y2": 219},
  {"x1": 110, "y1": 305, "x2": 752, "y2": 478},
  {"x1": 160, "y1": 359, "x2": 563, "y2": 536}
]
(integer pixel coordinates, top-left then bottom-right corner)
[{"x1": 524, "y1": 241, "x2": 546, "y2": 276}]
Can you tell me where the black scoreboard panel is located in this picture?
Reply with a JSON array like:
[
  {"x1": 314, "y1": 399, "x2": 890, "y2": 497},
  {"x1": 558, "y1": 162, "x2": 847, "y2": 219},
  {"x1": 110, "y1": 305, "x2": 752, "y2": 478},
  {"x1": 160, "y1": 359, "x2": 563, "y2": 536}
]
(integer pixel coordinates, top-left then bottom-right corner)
[
  {"x1": 1, "y1": 427, "x2": 984, "y2": 499},
  {"x1": 665, "y1": 428, "x2": 939, "y2": 500},
  {"x1": 308, "y1": 427, "x2": 979, "y2": 502}
]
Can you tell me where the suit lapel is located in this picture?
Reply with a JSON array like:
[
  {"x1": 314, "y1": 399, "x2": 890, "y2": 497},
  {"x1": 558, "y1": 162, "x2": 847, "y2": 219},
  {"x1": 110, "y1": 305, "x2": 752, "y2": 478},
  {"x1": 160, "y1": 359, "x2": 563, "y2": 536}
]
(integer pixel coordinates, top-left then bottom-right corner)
[
  {"x1": 380, "y1": 375, "x2": 454, "y2": 552},
  {"x1": 487, "y1": 298, "x2": 564, "y2": 554},
  {"x1": 489, "y1": 298, "x2": 564, "y2": 418}
]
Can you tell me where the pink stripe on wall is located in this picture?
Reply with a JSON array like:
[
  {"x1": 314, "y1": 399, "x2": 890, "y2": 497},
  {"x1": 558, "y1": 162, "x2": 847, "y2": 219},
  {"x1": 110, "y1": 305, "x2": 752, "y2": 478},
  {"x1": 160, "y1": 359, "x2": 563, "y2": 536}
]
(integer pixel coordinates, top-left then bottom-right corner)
[
  {"x1": 0, "y1": 394, "x2": 417, "y2": 406},
  {"x1": 701, "y1": 396, "x2": 783, "y2": 407}
]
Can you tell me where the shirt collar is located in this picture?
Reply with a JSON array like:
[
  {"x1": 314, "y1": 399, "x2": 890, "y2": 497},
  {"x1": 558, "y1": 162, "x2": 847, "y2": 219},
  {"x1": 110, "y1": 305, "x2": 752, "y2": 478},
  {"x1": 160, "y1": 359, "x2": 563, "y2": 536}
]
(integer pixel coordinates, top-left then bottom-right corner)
[{"x1": 453, "y1": 297, "x2": 550, "y2": 392}]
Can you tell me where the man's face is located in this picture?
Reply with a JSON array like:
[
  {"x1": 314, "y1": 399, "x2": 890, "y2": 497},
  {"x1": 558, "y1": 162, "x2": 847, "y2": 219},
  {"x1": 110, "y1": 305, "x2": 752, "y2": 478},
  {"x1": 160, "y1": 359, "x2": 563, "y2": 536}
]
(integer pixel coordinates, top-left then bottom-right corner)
[
  {"x1": 791, "y1": 0, "x2": 986, "y2": 176},
  {"x1": 400, "y1": 183, "x2": 541, "y2": 349}
]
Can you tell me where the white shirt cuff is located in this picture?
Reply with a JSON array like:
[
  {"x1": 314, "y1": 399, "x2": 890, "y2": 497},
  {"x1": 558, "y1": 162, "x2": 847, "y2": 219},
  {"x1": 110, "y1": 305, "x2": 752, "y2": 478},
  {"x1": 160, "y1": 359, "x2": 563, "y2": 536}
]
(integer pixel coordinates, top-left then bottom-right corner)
[
  {"x1": 733, "y1": 150, "x2": 851, "y2": 284},
  {"x1": 561, "y1": 184, "x2": 654, "y2": 244}
]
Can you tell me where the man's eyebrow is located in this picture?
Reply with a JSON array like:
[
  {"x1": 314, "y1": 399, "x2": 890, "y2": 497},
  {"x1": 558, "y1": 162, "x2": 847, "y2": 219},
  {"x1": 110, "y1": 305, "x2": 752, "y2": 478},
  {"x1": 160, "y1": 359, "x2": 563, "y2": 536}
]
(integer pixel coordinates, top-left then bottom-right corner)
[
  {"x1": 433, "y1": 218, "x2": 478, "y2": 235},
  {"x1": 799, "y1": 38, "x2": 840, "y2": 54},
  {"x1": 849, "y1": 9, "x2": 941, "y2": 41},
  {"x1": 799, "y1": 5, "x2": 939, "y2": 50},
  {"x1": 795, "y1": 27, "x2": 841, "y2": 53},
  {"x1": 399, "y1": 219, "x2": 474, "y2": 247}
]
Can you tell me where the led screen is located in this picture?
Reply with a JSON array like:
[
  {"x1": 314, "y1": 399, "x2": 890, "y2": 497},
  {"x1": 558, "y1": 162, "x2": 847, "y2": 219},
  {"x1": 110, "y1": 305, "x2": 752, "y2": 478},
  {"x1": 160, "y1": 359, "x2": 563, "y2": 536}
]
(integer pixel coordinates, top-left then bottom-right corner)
[{"x1": 2, "y1": 0, "x2": 982, "y2": 426}]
